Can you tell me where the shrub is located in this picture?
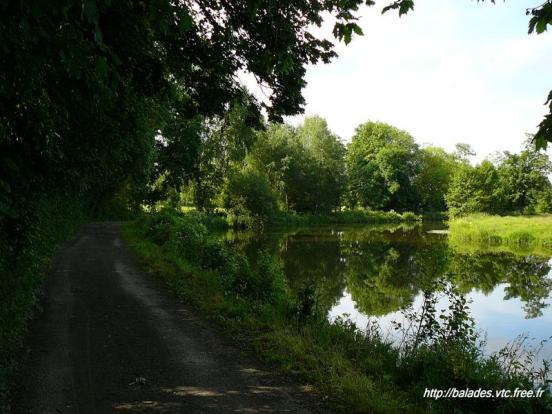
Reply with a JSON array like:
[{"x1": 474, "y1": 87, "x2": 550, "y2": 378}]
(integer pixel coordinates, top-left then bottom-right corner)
[{"x1": 223, "y1": 169, "x2": 278, "y2": 225}]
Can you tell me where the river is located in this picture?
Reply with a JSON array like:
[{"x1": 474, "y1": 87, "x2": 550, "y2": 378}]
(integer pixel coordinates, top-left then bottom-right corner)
[{"x1": 221, "y1": 222, "x2": 552, "y2": 362}]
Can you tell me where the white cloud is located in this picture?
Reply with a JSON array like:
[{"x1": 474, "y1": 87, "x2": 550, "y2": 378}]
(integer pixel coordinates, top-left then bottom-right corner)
[{"x1": 242, "y1": 1, "x2": 552, "y2": 160}]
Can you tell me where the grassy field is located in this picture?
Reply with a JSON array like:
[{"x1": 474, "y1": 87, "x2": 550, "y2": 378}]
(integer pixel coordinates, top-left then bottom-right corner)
[
  {"x1": 448, "y1": 214, "x2": 552, "y2": 254},
  {"x1": 121, "y1": 209, "x2": 550, "y2": 414}
]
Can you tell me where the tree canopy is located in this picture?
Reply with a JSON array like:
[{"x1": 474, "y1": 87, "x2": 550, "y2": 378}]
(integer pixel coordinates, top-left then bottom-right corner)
[
  {"x1": 446, "y1": 140, "x2": 552, "y2": 217},
  {"x1": 0, "y1": 0, "x2": 376, "y2": 236},
  {"x1": 346, "y1": 122, "x2": 421, "y2": 211},
  {"x1": 2, "y1": 0, "x2": 551, "y2": 235}
]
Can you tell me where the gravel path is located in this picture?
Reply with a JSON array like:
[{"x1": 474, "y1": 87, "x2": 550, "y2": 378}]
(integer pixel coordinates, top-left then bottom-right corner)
[{"x1": 13, "y1": 223, "x2": 327, "y2": 414}]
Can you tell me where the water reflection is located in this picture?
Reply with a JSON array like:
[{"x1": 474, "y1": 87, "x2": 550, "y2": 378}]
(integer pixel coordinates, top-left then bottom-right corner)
[{"x1": 222, "y1": 224, "x2": 552, "y2": 354}]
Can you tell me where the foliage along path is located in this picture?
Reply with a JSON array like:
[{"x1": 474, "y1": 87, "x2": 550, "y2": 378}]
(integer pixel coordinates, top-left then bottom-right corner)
[{"x1": 13, "y1": 223, "x2": 326, "y2": 414}]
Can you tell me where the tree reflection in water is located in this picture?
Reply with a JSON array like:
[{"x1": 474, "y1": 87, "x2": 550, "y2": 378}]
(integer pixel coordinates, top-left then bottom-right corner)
[{"x1": 222, "y1": 224, "x2": 552, "y2": 344}]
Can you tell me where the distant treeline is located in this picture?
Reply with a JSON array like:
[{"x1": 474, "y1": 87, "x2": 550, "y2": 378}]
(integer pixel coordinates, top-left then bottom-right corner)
[{"x1": 151, "y1": 108, "x2": 552, "y2": 223}]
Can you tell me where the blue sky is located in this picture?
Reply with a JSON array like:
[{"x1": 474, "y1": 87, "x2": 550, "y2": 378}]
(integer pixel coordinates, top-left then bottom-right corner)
[{"x1": 244, "y1": 1, "x2": 552, "y2": 160}]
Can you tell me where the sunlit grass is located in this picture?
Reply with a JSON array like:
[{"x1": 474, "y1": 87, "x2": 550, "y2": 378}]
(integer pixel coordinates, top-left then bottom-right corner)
[
  {"x1": 448, "y1": 214, "x2": 552, "y2": 254},
  {"x1": 272, "y1": 210, "x2": 421, "y2": 227}
]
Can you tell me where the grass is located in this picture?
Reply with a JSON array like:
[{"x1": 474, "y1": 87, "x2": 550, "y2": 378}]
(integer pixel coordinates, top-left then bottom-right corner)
[
  {"x1": 448, "y1": 214, "x2": 552, "y2": 254},
  {"x1": 269, "y1": 210, "x2": 420, "y2": 228},
  {"x1": 121, "y1": 209, "x2": 551, "y2": 414}
]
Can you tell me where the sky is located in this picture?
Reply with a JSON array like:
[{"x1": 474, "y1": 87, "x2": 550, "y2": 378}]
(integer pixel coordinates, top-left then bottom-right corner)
[{"x1": 242, "y1": 0, "x2": 552, "y2": 161}]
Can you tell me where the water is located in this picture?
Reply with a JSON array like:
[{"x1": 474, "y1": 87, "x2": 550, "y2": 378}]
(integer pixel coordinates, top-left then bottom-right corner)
[{"x1": 221, "y1": 223, "x2": 552, "y2": 361}]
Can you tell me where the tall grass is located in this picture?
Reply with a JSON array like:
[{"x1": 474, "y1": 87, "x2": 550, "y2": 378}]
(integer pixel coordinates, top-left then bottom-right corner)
[
  {"x1": 122, "y1": 209, "x2": 550, "y2": 414},
  {"x1": 448, "y1": 214, "x2": 552, "y2": 254}
]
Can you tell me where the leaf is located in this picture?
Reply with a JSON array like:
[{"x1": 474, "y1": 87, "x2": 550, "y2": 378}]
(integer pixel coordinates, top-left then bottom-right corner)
[
  {"x1": 399, "y1": 0, "x2": 414, "y2": 16},
  {"x1": 94, "y1": 25, "x2": 103, "y2": 43},
  {"x1": 180, "y1": 11, "x2": 193, "y2": 31},
  {"x1": 536, "y1": 17, "x2": 549, "y2": 34},
  {"x1": 546, "y1": 90, "x2": 552, "y2": 106},
  {"x1": 344, "y1": 29, "x2": 352, "y2": 45},
  {"x1": 83, "y1": 0, "x2": 99, "y2": 25},
  {"x1": 382, "y1": 0, "x2": 414, "y2": 16}
]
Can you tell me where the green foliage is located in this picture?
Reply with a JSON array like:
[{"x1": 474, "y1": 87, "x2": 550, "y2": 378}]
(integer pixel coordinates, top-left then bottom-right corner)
[
  {"x1": 414, "y1": 146, "x2": 459, "y2": 212},
  {"x1": 495, "y1": 142, "x2": 552, "y2": 214},
  {"x1": 382, "y1": 0, "x2": 415, "y2": 16},
  {"x1": 297, "y1": 116, "x2": 347, "y2": 212},
  {"x1": 250, "y1": 119, "x2": 346, "y2": 214},
  {"x1": 528, "y1": 2, "x2": 552, "y2": 35},
  {"x1": 346, "y1": 121, "x2": 421, "y2": 211},
  {"x1": 124, "y1": 211, "x2": 551, "y2": 414},
  {"x1": 272, "y1": 209, "x2": 421, "y2": 227},
  {"x1": 189, "y1": 95, "x2": 263, "y2": 212},
  {"x1": 223, "y1": 168, "x2": 279, "y2": 226},
  {"x1": 138, "y1": 208, "x2": 289, "y2": 306},
  {"x1": 1, "y1": 1, "x2": 380, "y2": 371},
  {"x1": 534, "y1": 90, "x2": 552, "y2": 150},
  {"x1": 446, "y1": 140, "x2": 552, "y2": 217},
  {"x1": 446, "y1": 161, "x2": 501, "y2": 217}
]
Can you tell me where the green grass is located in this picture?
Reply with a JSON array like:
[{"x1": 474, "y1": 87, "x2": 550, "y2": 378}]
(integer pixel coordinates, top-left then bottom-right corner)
[
  {"x1": 448, "y1": 214, "x2": 552, "y2": 254},
  {"x1": 121, "y1": 209, "x2": 550, "y2": 414},
  {"x1": 271, "y1": 210, "x2": 421, "y2": 227}
]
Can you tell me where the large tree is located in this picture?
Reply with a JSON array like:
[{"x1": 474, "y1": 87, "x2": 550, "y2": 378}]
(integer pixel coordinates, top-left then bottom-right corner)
[
  {"x1": 297, "y1": 116, "x2": 346, "y2": 212},
  {"x1": 494, "y1": 140, "x2": 552, "y2": 214},
  {"x1": 446, "y1": 160, "x2": 501, "y2": 217},
  {"x1": 414, "y1": 146, "x2": 459, "y2": 212},
  {"x1": 346, "y1": 121, "x2": 421, "y2": 211},
  {"x1": 247, "y1": 117, "x2": 345, "y2": 213},
  {"x1": 445, "y1": 141, "x2": 552, "y2": 217},
  {"x1": 1, "y1": 0, "x2": 386, "y2": 234}
]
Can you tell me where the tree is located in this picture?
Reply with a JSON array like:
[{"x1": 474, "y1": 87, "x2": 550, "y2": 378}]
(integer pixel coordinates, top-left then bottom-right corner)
[
  {"x1": 189, "y1": 94, "x2": 263, "y2": 211},
  {"x1": 495, "y1": 140, "x2": 552, "y2": 214},
  {"x1": 1, "y1": 0, "x2": 382, "y2": 241},
  {"x1": 414, "y1": 146, "x2": 459, "y2": 212},
  {"x1": 249, "y1": 119, "x2": 345, "y2": 214},
  {"x1": 445, "y1": 160, "x2": 501, "y2": 217},
  {"x1": 453, "y1": 143, "x2": 476, "y2": 164},
  {"x1": 223, "y1": 168, "x2": 278, "y2": 224},
  {"x1": 297, "y1": 116, "x2": 346, "y2": 212},
  {"x1": 249, "y1": 123, "x2": 303, "y2": 210},
  {"x1": 346, "y1": 121, "x2": 421, "y2": 211}
]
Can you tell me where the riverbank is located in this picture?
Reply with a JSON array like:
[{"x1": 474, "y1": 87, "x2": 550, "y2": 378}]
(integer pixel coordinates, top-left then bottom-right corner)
[
  {"x1": 121, "y1": 209, "x2": 550, "y2": 414},
  {"x1": 448, "y1": 214, "x2": 552, "y2": 253},
  {"x1": 182, "y1": 208, "x2": 421, "y2": 229},
  {"x1": 270, "y1": 210, "x2": 420, "y2": 227}
]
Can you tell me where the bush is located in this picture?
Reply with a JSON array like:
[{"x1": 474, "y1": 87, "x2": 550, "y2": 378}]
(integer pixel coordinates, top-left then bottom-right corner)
[
  {"x1": 141, "y1": 208, "x2": 288, "y2": 305},
  {"x1": 223, "y1": 169, "x2": 278, "y2": 226}
]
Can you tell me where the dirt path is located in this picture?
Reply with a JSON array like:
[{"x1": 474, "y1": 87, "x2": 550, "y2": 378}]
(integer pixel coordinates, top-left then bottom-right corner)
[{"x1": 13, "y1": 223, "x2": 328, "y2": 414}]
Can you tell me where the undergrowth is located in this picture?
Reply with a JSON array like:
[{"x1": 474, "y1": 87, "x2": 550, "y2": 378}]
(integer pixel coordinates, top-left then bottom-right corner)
[
  {"x1": 0, "y1": 195, "x2": 87, "y2": 413},
  {"x1": 122, "y1": 209, "x2": 551, "y2": 414}
]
